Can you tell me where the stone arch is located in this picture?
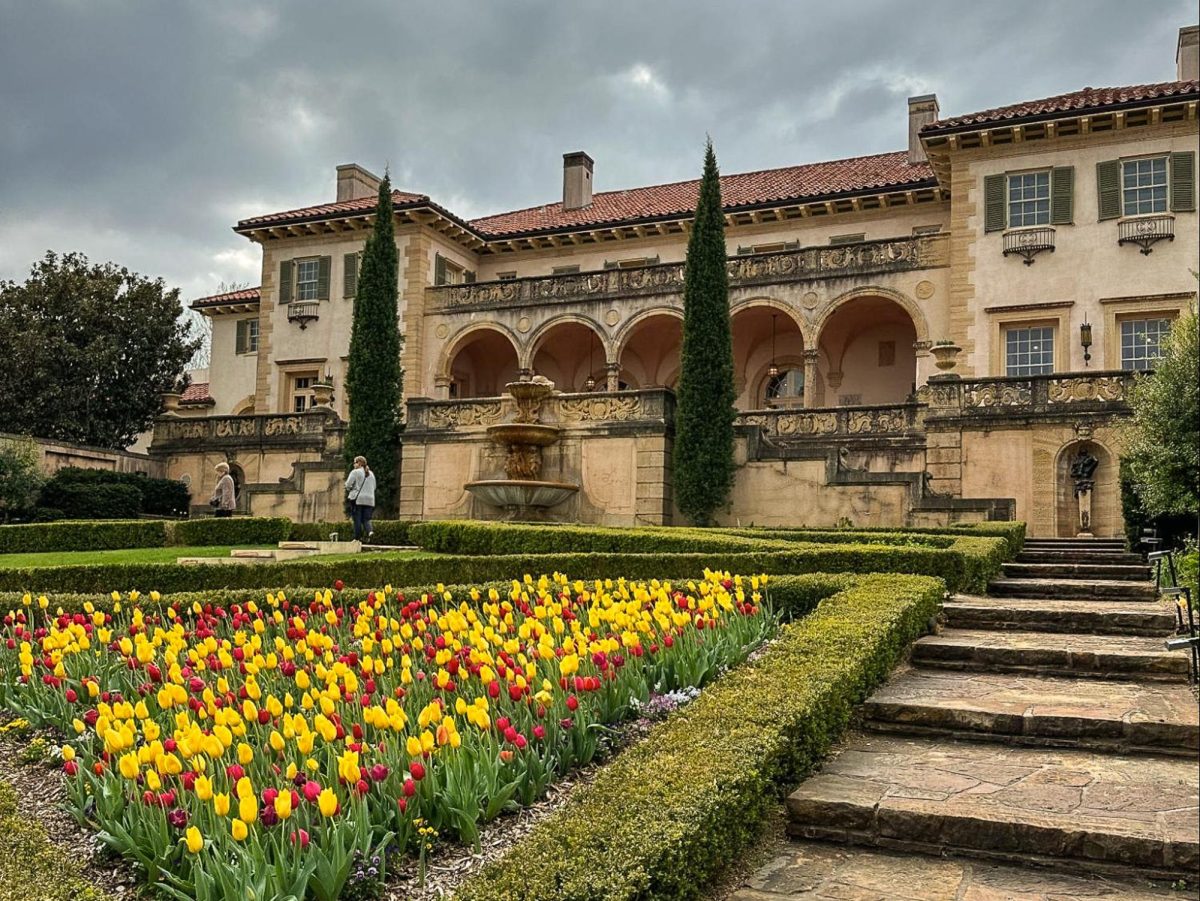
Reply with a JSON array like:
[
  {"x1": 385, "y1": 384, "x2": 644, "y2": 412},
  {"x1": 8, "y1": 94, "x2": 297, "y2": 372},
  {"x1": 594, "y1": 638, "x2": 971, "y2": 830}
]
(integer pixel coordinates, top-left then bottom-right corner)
[
  {"x1": 730, "y1": 301, "x2": 807, "y2": 409},
  {"x1": 439, "y1": 323, "x2": 522, "y2": 398},
  {"x1": 813, "y1": 285, "x2": 930, "y2": 346},
  {"x1": 527, "y1": 317, "x2": 610, "y2": 392},
  {"x1": 231, "y1": 396, "x2": 256, "y2": 416},
  {"x1": 1053, "y1": 438, "x2": 1119, "y2": 538},
  {"x1": 812, "y1": 289, "x2": 923, "y2": 406},
  {"x1": 614, "y1": 309, "x2": 684, "y2": 390}
]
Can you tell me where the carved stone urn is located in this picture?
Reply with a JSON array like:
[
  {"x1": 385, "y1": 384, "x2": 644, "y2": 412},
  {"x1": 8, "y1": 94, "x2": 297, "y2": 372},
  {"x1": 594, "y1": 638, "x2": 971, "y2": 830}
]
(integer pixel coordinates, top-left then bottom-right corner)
[
  {"x1": 931, "y1": 343, "x2": 962, "y2": 372},
  {"x1": 311, "y1": 383, "x2": 335, "y2": 408},
  {"x1": 160, "y1": 391, "x2": 182, "y2": 414}
]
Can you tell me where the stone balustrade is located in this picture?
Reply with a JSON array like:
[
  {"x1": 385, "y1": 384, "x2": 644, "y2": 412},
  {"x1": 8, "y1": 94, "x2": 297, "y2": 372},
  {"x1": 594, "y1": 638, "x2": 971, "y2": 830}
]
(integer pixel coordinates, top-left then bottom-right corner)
[
  {"x1": 151, "y1": 409, "x2": 343, "y2": 451},
  {"x1": 736, "y1": 403, "x2": 925, "y2": 441},
  {"x1": 426, "y1": 233, "x2": 949, "y2": 312},
  {"x1": 924, "y1": 371, "x2": 1134, "y2": 419},
  {"x1": 406, "y1": 389, "x2": 676, "y2": 432}
]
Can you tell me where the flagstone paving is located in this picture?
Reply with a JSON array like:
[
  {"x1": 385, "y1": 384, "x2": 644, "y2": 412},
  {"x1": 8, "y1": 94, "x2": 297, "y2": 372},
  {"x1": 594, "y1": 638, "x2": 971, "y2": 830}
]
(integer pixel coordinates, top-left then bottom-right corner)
[{"x1": 730, "y1": 537, "x2": 1200, "y2": 899}]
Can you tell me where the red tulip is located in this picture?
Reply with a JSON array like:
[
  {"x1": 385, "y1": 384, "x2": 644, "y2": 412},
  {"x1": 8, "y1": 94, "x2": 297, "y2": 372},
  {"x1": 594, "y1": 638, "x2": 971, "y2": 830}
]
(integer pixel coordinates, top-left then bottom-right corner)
[
  {"x1": 333, "y1": 580, "x2": 345, "y2": 591},
  {"x1": 566, "y1": 695, "x2": 579, "y2": 712},
  {"x1": 402, "y1": 779, "x2": 415, "y2": 797},
  {"x1": 290, "y1": 829, "x2": 310, "y2": 848},
  {"x1": 409, "y1": 761, "x2": 425, "y2": 781}
]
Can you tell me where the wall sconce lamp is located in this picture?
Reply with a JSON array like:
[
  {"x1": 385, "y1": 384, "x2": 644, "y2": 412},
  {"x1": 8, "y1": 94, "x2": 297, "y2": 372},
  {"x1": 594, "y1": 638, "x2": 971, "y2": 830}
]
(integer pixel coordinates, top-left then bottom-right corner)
[
  {"x1": 1080, "y1": 319, "x2": 1093, "y2": 366},
  {"x1": 767, "y1": 313, "x2": 780, "y2": 380}
]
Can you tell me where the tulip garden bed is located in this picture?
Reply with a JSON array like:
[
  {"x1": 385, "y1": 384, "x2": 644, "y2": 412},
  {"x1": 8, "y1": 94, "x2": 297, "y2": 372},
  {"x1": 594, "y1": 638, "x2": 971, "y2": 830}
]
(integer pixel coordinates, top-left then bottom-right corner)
[{"x1": 0, "y1": 571, "x2": 779, "y2": 900}]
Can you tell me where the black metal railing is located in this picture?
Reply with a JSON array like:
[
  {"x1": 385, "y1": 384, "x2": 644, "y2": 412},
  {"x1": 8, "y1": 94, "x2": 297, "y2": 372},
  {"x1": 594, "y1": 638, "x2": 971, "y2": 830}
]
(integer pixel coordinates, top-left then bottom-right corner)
[
  {"x1": 287, "y1": 301, "x2": 320, "y2": 328},
  {"x1": 1117, "y1": 214, "x2": 1174, "y2": 255},
  {"x1": 1002, "y1": 226, "x2": 1056, "y2": 265}
]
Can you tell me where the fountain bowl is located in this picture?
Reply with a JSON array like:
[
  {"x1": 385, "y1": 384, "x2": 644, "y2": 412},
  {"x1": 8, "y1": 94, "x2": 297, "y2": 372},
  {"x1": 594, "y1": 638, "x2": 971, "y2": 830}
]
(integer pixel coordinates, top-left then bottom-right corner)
[
  {"x1": 486, "y1": 422, "x2": 562, "y2": 447},
  {"x1": 464, "y1": 479, "x2": 579, "y2": 511}
]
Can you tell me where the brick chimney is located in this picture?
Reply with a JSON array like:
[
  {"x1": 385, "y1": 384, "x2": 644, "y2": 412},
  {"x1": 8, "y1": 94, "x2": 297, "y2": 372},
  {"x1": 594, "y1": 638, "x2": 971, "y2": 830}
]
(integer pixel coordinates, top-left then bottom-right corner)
[
  {"x1": 336, "y1": 163, "x2": 383, "y2": 202},
  {"x1": 562, "y1": 152, "x2": 594, "y2": 210},
  {"x1": 907, "y1": 95, "x2": 939, "y2": 164},
  {"x1": 1179, "y1": 25, "x2": 1199, "y2": 82}
]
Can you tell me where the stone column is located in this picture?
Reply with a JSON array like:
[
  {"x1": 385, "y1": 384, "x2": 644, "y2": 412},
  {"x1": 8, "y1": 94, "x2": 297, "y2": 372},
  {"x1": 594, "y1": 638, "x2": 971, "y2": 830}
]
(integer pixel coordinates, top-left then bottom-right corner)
[
  {"x1": 606, "y1": 362, "x2": 621, "y2": 392},
  {"x1": 802, "y1": 349, "x2": 820, "y2": 409},
  {"x1": 913, "y1": 340, "x2": 933, "y2": 389},
  {"x1": 433, "y1": 375, "x2": 451, "y2": 400}
]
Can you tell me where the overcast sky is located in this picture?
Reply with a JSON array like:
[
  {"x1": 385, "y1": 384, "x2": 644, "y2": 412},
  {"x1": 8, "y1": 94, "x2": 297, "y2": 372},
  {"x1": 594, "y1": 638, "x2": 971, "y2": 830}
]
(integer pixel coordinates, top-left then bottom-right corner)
[{"x1": 1, "y1": 0, "x2": 1194, "y2": 300}]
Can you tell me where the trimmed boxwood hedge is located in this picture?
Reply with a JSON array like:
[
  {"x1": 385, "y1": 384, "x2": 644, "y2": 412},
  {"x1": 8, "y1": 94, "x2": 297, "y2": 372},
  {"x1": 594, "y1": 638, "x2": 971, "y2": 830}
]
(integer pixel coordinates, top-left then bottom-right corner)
[
  {"x1": 287, "y1": 519, "x2": 412, "y2": 545},
  {"x1": 0, "y1": 782, "x2": 111, "y2": 901},
  {"x1": 169, "y1": 516, "x2": 292, "y2": 547},
  {"x1": 455, "y1": 572, "x2": 944, "y2": 901},
  {"x1": 0, "y1": 520, "x2": 169, "y2": 555}
]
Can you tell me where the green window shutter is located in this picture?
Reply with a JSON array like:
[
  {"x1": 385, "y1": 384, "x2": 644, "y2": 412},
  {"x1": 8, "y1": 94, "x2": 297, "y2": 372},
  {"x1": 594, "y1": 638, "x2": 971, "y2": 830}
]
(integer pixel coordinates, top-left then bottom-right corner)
[
  {"x1": 1169, "y1": 151, "x2": 1196, "y2": 212},
  {"x1": 463, "y1": 270, "x2": 476, "y2": 284},
  {"x1": 343, "y1": 252, "x2": 359, "y2": 298},
  {"x1": 983, "y1": 174, "x2": 1006, "y2": 232},
  {"x1": 1096, "y1": 160, "x2": 1121, "y2": 220},
  {"x1": 316, "y1": 256, "x2": 331, "y2": 300},
  {"x1": 235, "y1": 320, "x2": 247, "y2": 355},
  {"x1": 1050, "y1": 166, "x2": 1074, "y2": 225},
  {"x1": 279, "y1": 260, "x2": 293, "y2": 304},
  {"x1": 434, "y1": 254, "x2": 447, "y2": 286}
]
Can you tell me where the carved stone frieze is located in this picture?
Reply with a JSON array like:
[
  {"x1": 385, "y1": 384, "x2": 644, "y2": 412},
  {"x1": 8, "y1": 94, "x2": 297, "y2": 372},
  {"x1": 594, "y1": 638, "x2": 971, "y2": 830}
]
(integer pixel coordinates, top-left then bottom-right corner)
[
  {"x1": 1047, "y1": 376, "x2": 1125, "y2": 403},
  {"x1": 739, "y1": 405, "x2": 916, "y2": 438},
  {"x1": 424, "y1": 402, "x2": 505, "y2": 429},
  {"x1": 963, "y1": 382, "x2": 1033, "y2": 408},
  {"x1": 556, "y1": 395, "x2": 644, "y2": 423}
]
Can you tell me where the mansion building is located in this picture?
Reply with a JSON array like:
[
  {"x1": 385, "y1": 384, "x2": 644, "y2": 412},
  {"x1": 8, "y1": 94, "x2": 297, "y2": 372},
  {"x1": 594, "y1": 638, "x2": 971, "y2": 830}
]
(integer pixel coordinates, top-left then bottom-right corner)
[{"x1": 153, "y1": 25, "x2": 1200, "y2": 537}]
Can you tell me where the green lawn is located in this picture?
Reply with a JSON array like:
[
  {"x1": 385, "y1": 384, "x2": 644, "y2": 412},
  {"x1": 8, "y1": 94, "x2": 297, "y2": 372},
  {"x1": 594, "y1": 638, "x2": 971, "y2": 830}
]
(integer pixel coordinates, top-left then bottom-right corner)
[{"x1": 0, "y1": 546, "x2": 265, "y2": 569}]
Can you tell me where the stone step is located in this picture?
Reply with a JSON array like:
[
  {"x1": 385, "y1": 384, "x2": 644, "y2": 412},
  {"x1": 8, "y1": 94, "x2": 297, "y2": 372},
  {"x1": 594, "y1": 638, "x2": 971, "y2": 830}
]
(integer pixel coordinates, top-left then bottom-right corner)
[
  {"x1": 1016, "y1": 550, "x2": 1146, "y2": 566},
  {"x1": 913, "y1": 628, "x2": 1189, "y2": 681},
  {"x1": 786, "y1": 734, "x2": 1199, "y2": 881},
  {"x1": 863, "y1": 667, "x2": 1198, "y2": 754},
  {"x1": 942, "y1": 596, "x2": 1178, "y2": 636},
  {"x1": 988, "y1": 577, "x2": 1160, "y2": 602},
  {"x1": 730, "y1": 840, "x2": 1188, "y2": 900},
  {"x1": 1023, "y1": 538, "x2": 1127, "y2": 548},
  {"x1": 1002, "y1": 561, "x2": 1153, "y2": 581}
]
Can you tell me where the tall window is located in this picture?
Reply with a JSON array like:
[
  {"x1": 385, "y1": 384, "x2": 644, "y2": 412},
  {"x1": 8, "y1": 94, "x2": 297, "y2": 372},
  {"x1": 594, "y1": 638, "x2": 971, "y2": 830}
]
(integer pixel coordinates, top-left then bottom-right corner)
[
  {"x1": 1005, "y1": 326, "x2": 1054, "y2": 376},
  {"x1": 289, "y1": 374, "x2": 317, "y2": 412},
  {"x1": 1007, "y1": 171, "x2": 1050, "y2": 227},
  {"x1": 1122, "y1": 157, "x2": 1168, "y2": 216},
  {"x1": 295, "y1": 259, "x2": 320, "y2": 301},
  {"x1": 235, "y1": 319, "x2": 259, "y2": 355},
  {"x1": 765, "y1": 369, "x2": 804, "y2": 406},
  {"x1": 1120, "y1": 318, "x2": 1172, "y2": 371}
]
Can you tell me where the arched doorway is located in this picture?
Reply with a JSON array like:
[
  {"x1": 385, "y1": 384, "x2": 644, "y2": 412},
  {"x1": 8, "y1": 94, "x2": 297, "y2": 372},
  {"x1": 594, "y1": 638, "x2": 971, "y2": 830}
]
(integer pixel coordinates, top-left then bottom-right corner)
[
  {"x1": 446, "y1": 327, "x2": 521, "y2": 398},
  {"x1": 1055, "y1": 440, "x2": 1118, "y2": 537},
  {"x1": 617, "y1": 313, "x2": 682, "y2": 389},
  {"x1": 815, "y1": 296, "x2": 918, "y2": 406},
  {"x1": 731, "y1": 305, "x2": 805, "y2": 410},
  {"x1": 530, "y1": 320, "x2": 607, "y2": 392}
]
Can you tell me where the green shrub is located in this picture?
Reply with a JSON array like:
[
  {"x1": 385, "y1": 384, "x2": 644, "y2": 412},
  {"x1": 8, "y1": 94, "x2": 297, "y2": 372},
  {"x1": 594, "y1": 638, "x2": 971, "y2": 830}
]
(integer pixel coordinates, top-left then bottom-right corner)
[
  {"x1": 409, "y1": 521, "x2": 777, "y2": 556},
  {"x1": 455, "y1": 573, "x2": 943, "y2": 901},
  {"x1": 288, "y1": 519, "x2": 412, "y2": 545},
  {"x1": 169, "y1": 516, "x2": 292, "y2": 547},
  {"x1": 37, "y1": 481, "x2": 142, "y2": 519},
  {"x1": 0, "y1": 519, "x2": 168, "y2": 554},
  {"x1": 0, "y1": 782, "x2": 112, "y2": 901},
  {"x1": 38, "y1": 467, "x2": 190, "y2": 518}
]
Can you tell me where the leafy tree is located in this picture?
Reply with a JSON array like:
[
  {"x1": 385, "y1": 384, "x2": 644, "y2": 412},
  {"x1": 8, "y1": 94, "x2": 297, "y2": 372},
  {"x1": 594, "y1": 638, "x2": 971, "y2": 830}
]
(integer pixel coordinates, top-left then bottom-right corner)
[
  {"x1": 0, "y1": 436, "x2": 44, "y2": 521},
  {"x1": 344, "y1": 173, "x2": 403, "y2": 513},
  {"x1": 1122, "y1": 305, "x2": 1199, "y2": 517},
  {"x1": 0, "y1": 252, "x2": 197, "y2": 448},
  {"x1": 673, "y1": 140, "x2": 736, "y2": 525}
]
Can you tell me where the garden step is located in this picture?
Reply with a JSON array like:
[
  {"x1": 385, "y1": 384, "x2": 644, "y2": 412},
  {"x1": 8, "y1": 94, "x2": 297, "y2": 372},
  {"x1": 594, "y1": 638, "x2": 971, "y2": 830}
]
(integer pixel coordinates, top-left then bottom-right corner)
[
  {"x1": 1016, "y1": 550, "x2": 1146, "y2": 566},
  {"x1": 1002, "y1": 562, "x2": 1152, "y2": 581},
  {"x1": 730, "y1": 839, "x2": 1186, "y2": 900},
  {"x1": 942, "y1": 596, "x2": 1177, "y2": 636},
  {"x1": 1022, "y1": 538, "x2": 1127, "y2": 548},
  {"x1": 785, "y1": 733, "x2": 1199, "y2": 881},
  {"x1": 988, "y1": 578, "x2": 1159, "y2": 602},
  {"x1": 912, "y1": 628, "x2": 1189, "y2": 680},
  {"x1": 862, "y1": 668, "x2": 1198, "y2": 754}
]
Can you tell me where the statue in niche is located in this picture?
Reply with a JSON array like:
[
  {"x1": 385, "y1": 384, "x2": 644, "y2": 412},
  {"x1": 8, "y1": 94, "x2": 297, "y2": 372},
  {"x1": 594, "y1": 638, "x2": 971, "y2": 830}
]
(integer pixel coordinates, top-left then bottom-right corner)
[{"x1": 1070, "y1": 448, "x2": 1099, "y2": 536}]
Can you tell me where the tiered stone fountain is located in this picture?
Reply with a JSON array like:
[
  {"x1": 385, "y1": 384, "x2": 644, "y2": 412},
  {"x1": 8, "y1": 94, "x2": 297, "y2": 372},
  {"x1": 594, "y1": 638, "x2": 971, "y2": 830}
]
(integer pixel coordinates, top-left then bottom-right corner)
[{"x1": 464, "y1": 376, "x2": 578, "y2": 518}]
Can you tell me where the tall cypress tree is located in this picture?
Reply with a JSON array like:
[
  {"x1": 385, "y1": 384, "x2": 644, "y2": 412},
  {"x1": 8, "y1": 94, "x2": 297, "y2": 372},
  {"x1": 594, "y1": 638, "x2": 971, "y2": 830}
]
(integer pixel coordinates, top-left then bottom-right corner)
[
  {"x1": 345, "y1": 173, "x2": 402, "y2": 513},
  {"x1": 673, "y1": 140, "x2": 736, "y2": 525}
]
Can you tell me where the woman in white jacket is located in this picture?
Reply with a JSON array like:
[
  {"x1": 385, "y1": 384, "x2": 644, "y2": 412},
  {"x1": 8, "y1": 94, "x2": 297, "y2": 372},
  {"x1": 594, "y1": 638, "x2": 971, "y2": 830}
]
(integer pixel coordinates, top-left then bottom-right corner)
[{"x1": 344, "y1": 456, "x2": 377, "y2": 542}]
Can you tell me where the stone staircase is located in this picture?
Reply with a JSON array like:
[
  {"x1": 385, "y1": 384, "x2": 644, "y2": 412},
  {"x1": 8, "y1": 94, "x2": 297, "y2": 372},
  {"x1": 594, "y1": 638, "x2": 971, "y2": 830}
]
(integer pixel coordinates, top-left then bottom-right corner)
[{"x1": 733, "y1": 538, "x2": 1199, "y2": 898}]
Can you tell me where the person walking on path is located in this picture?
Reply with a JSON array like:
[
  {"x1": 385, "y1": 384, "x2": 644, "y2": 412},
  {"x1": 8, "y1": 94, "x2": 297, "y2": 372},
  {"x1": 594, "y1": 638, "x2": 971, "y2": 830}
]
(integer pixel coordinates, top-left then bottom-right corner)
[
  {"x1": 210, "y1": 462, "x2": 237, "y2": 518},
  {"x1": 345, "y1": 456, "x2": 377, "y2": 542}
]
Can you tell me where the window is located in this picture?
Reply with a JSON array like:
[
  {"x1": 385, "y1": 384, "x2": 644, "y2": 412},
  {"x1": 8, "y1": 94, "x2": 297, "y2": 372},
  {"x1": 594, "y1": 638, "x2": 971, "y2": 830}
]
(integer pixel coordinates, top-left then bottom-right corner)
[
  {"x1": 551, "y1": 265, "x2": 580, "y2": 275},
  {"x1": 829, "y1": 233, "x2": 865, "y2": 245},
  {"x1": 912, "y1": 224, "x2": 942, "y2": 236},
  {"x1": 289, "y1": 374, "x2": 318, "y2": 413},
  {"x1": 1122, "y1": 157, "x2": 1168, "y2": 216},
  {"x1": 434, "y1": 254, "x2": 473, "y2": 286},
  {"x1": 604, "y1": 256, "x2": 660, "y2": 269},
  {"x1": 497, "y1": 271, "x2": 517, "y2": 281},
  {"x1": 1120, "y1": 318, "x2": 1172, "y2": 371},
  {"x1": 235, "y1": 319, "x2": 259, "y2": 355},
  {"x1": 1005, "y1": 326, "x2": 1055, "y2": 376},
  {"x1": 1007, "y1": 171, "x2": 1050, "y2": 227},
  {"x1": 736, "y1": 241, "x2": 798, "y2": 255},
  {"x1": 295, "y1": 259, "x2": 320, "y2": 301},
  {"x1": 765, "y1": 369, "x2": 804, "y2": 406}
]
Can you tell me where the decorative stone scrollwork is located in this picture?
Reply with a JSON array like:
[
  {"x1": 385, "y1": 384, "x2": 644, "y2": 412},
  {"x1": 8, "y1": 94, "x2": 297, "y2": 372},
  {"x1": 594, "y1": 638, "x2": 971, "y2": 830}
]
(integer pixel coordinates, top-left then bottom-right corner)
[
  {"x1": 424, "y1": 402, "x2": 505, "y2": 429},
  {"x1": 1047, "y1": 376, "x2": 1125, "y2": 404},
  {"x1": 740, "y1": 405, "x2": 917, "y2": 439},
  {"x1": 963, "y1": 382, "x2": 1033, "y2": 408},
  {"x1": 262, "y1": 416, "x2": 306, "y2": 437},
  {"x1": 557, "y1": 395, "x2": 644, "y2": 423}
]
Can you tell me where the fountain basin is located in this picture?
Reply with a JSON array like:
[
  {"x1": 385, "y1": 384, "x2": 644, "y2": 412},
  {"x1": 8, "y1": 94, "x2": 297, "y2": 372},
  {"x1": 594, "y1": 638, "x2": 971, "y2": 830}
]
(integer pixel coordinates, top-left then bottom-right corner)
[
  {"x1": 464, "y1": 479, "x2": 579, "y2": 510},
  {"x1": 486, "y1": 423, "x2": 562, "y2": 447}
]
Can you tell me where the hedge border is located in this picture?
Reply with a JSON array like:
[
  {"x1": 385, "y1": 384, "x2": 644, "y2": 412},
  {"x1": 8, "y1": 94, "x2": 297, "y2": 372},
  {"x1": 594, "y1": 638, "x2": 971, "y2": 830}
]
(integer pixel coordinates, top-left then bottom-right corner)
[
  {"x1": 455, "y1": 572, "x2": 944, "y2": 901},
  {"x1": 0, "y1": 781, "x2": 112, "y2": 901}
]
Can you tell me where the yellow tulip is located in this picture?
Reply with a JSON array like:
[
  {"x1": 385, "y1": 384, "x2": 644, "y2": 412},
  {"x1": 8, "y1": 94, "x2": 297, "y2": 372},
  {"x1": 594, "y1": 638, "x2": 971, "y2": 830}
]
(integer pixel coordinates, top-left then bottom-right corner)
[
  {"x1": 274, "y1": 791, "x2": 292, "y2": 820},
  {"x1": 231, "y1": 818, "x2": 248, "y2": 842},
  {"x1": 318, "y1": 787, "x2": 338, "y2": 817},
  {"x1": 195, "y1": 775, "x2": 213, "y2": 802},
  {"x1": 237, "y1": 742, "x2": 254, "y2": 765},
  {"x1": 118, "y1": 753, "x2": 139, "y2": 780},
  {"x1": 214, "y1": 793, "x2": 230, "y2": 816},
  {"x1": 60, "y1": 745, "x2": 75, "y2": 762},
  {"x1": 239, "y1": 794, "x2": 258, "y2": 824},
  {"x1": 185, "y1": 826, "x2": 203, "y2": 854}
]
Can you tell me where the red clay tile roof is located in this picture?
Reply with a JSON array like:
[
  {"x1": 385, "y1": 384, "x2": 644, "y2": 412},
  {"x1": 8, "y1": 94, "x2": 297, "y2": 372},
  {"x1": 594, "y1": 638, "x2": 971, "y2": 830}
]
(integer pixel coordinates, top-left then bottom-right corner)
[
  {"x1": 469, "y1": 151, "x2": 934, "y2": 238},
  {"x1": 191, "y1": 287, "x2": 261, "y2": 309},
  {"x1": 236, "y1": 190, "x2": 430, "y2": 230},
  {"x1": 180, "y1": 383, "x2": 214, "y2": 405},
  {"x1": 924, "y1": 80, "x2": 1199, "y2": 133}
]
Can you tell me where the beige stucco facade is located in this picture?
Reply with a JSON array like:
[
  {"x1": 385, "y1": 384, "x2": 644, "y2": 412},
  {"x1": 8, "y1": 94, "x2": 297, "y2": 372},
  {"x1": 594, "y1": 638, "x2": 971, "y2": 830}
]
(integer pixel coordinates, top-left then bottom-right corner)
[{"x1": 158, "y1": 32, "x2": 1199, "y2": 533}]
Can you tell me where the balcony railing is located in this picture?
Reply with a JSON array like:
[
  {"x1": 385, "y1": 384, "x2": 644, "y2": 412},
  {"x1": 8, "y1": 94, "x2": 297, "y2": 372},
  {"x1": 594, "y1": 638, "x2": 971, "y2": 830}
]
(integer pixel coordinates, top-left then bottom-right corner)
[
  {"x1": 407, "y1": 389, "x2": 676, "y2": 432},
  {"x1": 152, "y1": 410, "x2": 340, "y2": 449},
  {"x1": 1118, "y1": 214, "x2": 1174, "y2": 254},
  {"x1": 426, "y1": 233, "x2": 948, "y2": 312},
  {"x1": 737, "y1": 403, "x2": 925, "y2": 441},
  {"x1": 923, "y1": 371, "x2": 1134, "y2": 418},
  {"x1": 1002, "y1": 226, "x2": 1056, "y2": 265},
  {"x1": 287, "y1": 301, "x2": 320, "y2": 328}
]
